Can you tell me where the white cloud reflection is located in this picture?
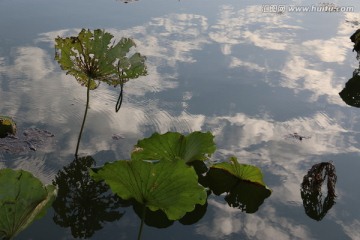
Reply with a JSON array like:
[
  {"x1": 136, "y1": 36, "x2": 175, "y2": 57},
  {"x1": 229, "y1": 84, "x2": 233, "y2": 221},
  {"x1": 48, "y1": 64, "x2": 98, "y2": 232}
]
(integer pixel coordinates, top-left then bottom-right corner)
[
  {"x1": 0, "y1": 47, "x2": 54, "y2": 81},
  {"x1": 280, "y1": 55, "x2": 343, "y2": 104},
  {"x1": 196, "y1": 199, "x2": 312, "y2": 240},
  {"x1": 339, "y1": 219, "x2": 360, "y2": 240},
  {"x1": 209, "y1": 5, "x2": 302, "y2": 54},
  {"x1": 302, "y1": 37, "x2": 349, "y2": 63},
  {"x1": 208, "y1": 6, "x2": 357, "y2": 106}
]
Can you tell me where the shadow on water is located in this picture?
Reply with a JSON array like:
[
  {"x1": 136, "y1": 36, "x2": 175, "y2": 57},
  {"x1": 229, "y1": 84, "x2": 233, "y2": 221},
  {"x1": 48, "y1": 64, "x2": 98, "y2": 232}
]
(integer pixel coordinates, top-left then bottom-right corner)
[
  {"x1": 52, "y1": 156, "x2": 129, "y2": 238},
  {"x1": 300, "y1": 162, "x2": 337, "y2": 221},
  {"x1": 339, "y1": 29, "x2": 360, "y2": 107}
]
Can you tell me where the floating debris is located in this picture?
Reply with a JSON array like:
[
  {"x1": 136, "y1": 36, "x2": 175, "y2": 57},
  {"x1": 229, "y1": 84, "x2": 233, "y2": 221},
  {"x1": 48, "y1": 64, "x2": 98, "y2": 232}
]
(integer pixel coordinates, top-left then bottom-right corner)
[
  {"x1": 284, "y1": 132, "x2": 311, "y2": 141},
  {"x1": 0, "y1": 128, "x2": 54, "y2": 153},
  {"x1": 112, "y1": 134, "x2": 125, "y2": 140}
]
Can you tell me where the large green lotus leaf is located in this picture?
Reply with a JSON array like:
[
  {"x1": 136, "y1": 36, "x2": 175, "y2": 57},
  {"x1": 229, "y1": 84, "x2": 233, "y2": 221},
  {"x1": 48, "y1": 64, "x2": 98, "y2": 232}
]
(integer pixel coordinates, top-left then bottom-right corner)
[
  {"x1": 55, "y1": 29, "x2": 147, "y2": 89},
  {"x1": 0, "y1": 169, "x2": 57, "y2": 239},
  {"x1": 90, "y1": 159, "x2": 207, "y2": 220},
  {"x1": 131, "y1": 132, "x2": 216, "y2": 163},
  {"x1": 211, "y1": 157, "x2": 268, "y2": 186}
]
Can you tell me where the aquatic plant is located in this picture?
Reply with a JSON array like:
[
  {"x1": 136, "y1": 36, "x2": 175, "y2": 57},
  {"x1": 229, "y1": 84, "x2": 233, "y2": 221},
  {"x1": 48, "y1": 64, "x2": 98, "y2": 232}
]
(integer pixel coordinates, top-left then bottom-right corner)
[
  {"x1": 0, "y1": 169, "x2": 56, "y2": 239},
  {"x1": 55, "y1": 29, "x2": 147, "y2": 157},
  {"x1": 90, "y1": 131, "x2": 271, "y2": 239},
  {"x1": 131, "y1": 131, "x2": 216, "y2": 163},
  {"x1": 205, "y1": 157, "x2": 271, "y2": 213}
]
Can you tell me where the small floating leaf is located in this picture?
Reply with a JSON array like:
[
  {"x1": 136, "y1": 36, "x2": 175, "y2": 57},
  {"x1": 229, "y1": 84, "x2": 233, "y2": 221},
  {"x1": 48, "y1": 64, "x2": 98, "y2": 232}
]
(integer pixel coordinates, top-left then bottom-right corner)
[
  {"x1": 0, "y1": 169, "x2": 57, "y2": 239},
  {"x1": 206, "y1": 157, "x2": 271, "y2": 213},
  {"x1": 131, "y1": 131, "x2": 216, "y2": 163},
  {"x1": 90, "y1": 159, "x2": 207, "y2": 220},
  {"x1": 211, "y1": 157, "x2": 268, "y2": 186}
]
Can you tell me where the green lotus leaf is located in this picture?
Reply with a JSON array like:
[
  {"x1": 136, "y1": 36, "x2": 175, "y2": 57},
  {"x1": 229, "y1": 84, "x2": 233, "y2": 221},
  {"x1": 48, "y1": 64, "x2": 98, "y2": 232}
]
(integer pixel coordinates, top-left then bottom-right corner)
[
  {"x1": 206, "y1": 168, "x2": 271, "y2": 213},
  {"x1": 55, "y1": 29, "x2": 147, "y2": 89},
  {"x1": 90, "y1": 159, "x2": 207, "y2": 220},
  {"x1": 211, "y1": 156, "x2": 268, "y2": 186},
  {"x1": 206, "y1": 157, "x2": 271, "y2": 213},
  {"x1": 131, "y1": 131, "x2": 216, "y2": 163},
  {"x1": 0, "y1": 169, "x2": 57, "y2": 239}
]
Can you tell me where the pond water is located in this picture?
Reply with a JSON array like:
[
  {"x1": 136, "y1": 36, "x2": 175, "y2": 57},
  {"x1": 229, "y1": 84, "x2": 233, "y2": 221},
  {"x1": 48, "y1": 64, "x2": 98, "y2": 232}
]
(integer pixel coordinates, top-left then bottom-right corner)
[{"x1": 1, "y1": 0, "x2": 360, "y2": 239}]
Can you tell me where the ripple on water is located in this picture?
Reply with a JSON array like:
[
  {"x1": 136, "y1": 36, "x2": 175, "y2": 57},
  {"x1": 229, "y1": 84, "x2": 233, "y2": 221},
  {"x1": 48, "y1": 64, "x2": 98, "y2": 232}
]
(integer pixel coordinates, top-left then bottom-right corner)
[
  {"x1": 0, "y1": 154, "x2": 57, "y2": 184},
  {"x1": 124, "y1": 98, "x2": 204, "y2": 134}
]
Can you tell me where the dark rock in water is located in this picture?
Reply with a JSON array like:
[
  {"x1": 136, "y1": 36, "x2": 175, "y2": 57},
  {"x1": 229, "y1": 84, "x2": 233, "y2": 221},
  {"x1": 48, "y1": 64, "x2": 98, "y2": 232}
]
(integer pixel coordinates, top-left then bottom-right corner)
[
  {"x1": 0, "y1": 128, "x2": 54, "y2": 153},
  {"x1": 0, "y1": 116, "x2": 17, "y2": 138}
]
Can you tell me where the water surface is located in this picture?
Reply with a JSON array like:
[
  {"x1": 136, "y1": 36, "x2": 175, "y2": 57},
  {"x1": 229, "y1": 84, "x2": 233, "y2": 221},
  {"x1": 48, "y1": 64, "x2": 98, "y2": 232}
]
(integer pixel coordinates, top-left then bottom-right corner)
[{"x1": 1, "y1": 0, "x2": 360, "y2": 239}]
